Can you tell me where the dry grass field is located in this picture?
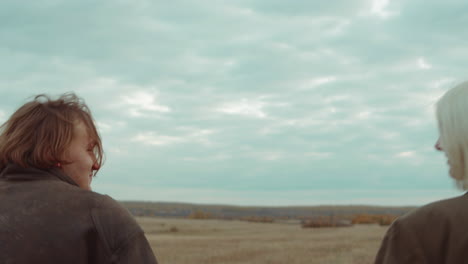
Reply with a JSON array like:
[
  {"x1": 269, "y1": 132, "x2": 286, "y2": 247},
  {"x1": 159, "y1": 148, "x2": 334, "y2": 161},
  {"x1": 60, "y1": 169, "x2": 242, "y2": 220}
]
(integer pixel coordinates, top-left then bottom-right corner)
[{"x1": 136, "y1": 217, "x2": 388, "y2": 264}]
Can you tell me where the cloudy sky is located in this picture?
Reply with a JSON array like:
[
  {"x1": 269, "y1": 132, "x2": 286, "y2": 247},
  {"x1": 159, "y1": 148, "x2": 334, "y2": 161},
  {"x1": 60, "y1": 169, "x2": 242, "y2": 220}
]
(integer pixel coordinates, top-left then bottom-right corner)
[{"x1": 1, "y1": 0, "x2": 467, "y2": 206}]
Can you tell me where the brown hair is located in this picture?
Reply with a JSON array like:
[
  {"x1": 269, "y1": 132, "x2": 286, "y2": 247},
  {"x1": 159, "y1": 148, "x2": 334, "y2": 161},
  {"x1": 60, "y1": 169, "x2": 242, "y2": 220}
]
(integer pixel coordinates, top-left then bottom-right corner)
[{"x1": 0, "y1": 93, "x2": 104, "y2": 174}]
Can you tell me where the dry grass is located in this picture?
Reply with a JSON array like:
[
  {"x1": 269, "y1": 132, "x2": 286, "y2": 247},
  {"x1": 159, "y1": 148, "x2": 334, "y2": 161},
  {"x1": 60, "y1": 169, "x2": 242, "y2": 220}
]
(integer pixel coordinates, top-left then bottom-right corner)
[{"x1": 137, "y1": 217, "x2": 388, "y2": 264}]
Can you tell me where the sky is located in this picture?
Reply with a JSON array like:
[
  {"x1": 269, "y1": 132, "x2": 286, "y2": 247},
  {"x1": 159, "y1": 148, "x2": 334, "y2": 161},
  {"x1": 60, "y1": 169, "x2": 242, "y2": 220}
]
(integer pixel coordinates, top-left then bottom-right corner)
[{"x1": 1, "y1": 0, "x2": 468, "y2": 206}]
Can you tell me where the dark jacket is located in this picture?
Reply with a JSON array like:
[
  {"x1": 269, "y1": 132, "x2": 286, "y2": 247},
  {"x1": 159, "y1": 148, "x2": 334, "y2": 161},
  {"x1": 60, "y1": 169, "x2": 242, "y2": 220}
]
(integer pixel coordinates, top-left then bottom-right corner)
[
  {"x1": 0, "y1": 164, "x2": 158, "y2": 264},
  {"x1": 374, "y1": 193, "x2": 468, "y2": 264}
]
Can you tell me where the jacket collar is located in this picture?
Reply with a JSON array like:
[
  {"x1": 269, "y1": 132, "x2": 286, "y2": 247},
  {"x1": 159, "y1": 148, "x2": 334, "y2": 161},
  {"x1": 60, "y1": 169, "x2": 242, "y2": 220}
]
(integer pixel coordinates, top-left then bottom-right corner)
[{"x1": 0, "y1": 163, "x2": 79, "y2": 187}]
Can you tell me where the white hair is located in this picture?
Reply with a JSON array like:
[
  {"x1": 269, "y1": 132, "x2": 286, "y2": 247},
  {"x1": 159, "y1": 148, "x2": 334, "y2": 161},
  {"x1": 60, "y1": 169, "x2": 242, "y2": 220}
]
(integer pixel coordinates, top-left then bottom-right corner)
[{"x1": 436, "y1": 81, "x2": 468, "y2": 189}]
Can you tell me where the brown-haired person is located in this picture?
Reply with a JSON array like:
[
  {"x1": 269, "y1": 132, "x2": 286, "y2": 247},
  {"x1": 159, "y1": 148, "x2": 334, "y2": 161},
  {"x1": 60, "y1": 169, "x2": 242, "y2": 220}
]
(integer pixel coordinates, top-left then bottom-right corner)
[
  {"x1": 0, "y1": 93, "x2": 158, "y2": 263},
  {"x1": 375, "y1": 81, "x2": 468, "y2": 263}
]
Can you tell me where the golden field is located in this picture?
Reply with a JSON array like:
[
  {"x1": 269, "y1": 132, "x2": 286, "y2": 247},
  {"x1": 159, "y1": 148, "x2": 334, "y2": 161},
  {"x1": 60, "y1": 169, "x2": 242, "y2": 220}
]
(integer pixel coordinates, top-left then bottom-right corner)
[{"x1": 137, "y1": 217, "x2": 388, "y2": 264}]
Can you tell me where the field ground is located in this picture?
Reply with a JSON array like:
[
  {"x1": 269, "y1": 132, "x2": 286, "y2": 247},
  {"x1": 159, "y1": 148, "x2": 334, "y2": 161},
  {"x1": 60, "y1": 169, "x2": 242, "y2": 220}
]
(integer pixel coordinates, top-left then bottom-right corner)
[{"x1": 137, "y1": 217, "x2": 388, "y2": 264}]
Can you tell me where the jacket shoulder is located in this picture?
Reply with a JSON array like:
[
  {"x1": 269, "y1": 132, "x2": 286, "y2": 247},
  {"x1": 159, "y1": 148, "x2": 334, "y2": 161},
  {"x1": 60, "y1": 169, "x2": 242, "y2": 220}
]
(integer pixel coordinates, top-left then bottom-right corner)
[
  {"x1": 375, "y1": 194, "x2": 468, "y2": 264},
  {"x1": 89, "y1": 194, "x2": 158, "y2": 263},
  {"x1": 88, "y1": 194, "x2": 143, "y2": 255},
  {"x1": 400, "y1": 193, "x2": 468, "y2": 225}
]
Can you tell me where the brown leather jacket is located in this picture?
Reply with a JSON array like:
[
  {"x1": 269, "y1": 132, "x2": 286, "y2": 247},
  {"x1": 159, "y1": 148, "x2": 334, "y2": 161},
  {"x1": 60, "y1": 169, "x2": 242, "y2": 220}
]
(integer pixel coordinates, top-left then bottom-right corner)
[
  {"x1": 375, "y1": 193, "x2": 468, "y2": 264},
  {"x1": 0, "y1": 164, "x2": 158, "y2": 264}
]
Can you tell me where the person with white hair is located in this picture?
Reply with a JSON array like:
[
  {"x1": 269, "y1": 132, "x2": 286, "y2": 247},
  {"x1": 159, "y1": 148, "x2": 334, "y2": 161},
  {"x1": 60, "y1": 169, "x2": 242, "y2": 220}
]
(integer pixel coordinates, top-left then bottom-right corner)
[{"x1": 375, "y1": 81, "x2": 468, "y2": 263}]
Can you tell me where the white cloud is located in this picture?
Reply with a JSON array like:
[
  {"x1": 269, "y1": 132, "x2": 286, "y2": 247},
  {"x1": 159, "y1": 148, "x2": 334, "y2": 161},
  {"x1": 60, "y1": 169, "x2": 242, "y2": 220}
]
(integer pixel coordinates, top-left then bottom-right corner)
[
  {"x1": 261, "y1": 152, "x2": 283, "y2": 161},
  {"x1": 370, "y1": 0, "x2": 396, "y2": 18},
  {"x1": 176, "y1": 127, "x2": 217, "y2": 146},
  {"x1": 396, "y1": 151, "x2": 415, "y2": 158},
  {"x1": 137, "y1": 17, "x2": 176, "y2": 33},
  {"x1": 386, "y1": 57, "x2": 435, "y2": 73},
  {"x1": 132, "y1": 128, "x2": 217, "y2": 147},
  {"x1": 323, "y1": 94, "x2": 360, "y2": 104},
  {"x1": 367, "y1": 153, "x2": 393, "y2": 165},
  {"x1": 380, "y1": 131, "x2": 400, "y2": 140},
  {"x1": 131, "y1": 132, "x2": 182, "y2": 146},
  {"x1": 270, "y1": 42, "x2": 294, "y2": 50},
  {"x1": 395, "y1": 150, "x2": 424, "y2": 165},
  {"x1": 223, "y1": 6, "x2": 255, "y2": 17},
  {"x1": 95, "y1": 120, "x2": 127, "y2": 136},
  {"x1": 108, "y1": 147, "x2": 127, "y2": 155},
  {"x1": 78, "y1": 77, "x2": 121, "y2": 93},
  {"x1": 122, "y1": 91, "x2": 170, "y2": 117},
  {"x1": 428, "y1": 78, "x2": 456, "y2": 89},
  {"x1": 327, "y1": 19, "x2": 351, "y2": 36},
  {"x1": 298, "y1": 76, "x2": 337, "y2": 90},
  {"x1": 76, "y1": 78, "x2": 174, "y2": 119},
  {"x1": 96, "y1": 121, "x2": 112, "y2": 133},
  {"x1": 417, "y1": 57, "x2": 432, "y2": 70},
  {"x1": 402, "y1": 88, "x2": 446, "y2": 122},
  {"x1": 172, "y1": 52, "x2": 237, "y2": 75},
  {"x1": 305, "y1": 152, "x2": 333, "y2": 159},
  {"x1": 295, "y1": 48, "x2": 359, "y2": 66},
  {"x1": 355, "y1": 110, "x2": 372, "y2": 120},
  {"x1": 217, "y1": 98, "x2": 267, "y2": 118},
  {"x1": 181, "y1": 153, "x2": 231, "y2": 162}
]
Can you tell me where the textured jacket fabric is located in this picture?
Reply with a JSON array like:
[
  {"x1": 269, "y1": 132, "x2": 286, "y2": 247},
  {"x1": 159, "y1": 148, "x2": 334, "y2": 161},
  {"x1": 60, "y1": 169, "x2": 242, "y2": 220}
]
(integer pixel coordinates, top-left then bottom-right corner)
[
  {"x1": 0, "y1": 164, "x2": 158, "y2": 264},
  {"x1": 374, "y1": 192, "x2": 468, "y2": 264}
]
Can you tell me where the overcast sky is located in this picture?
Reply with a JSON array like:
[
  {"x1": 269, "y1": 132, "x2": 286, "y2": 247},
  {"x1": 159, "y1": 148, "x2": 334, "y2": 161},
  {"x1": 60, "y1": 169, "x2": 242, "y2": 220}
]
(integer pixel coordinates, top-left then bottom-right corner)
[{"x1": 1, "y1": 0, "x2": 467, "y2": 206}]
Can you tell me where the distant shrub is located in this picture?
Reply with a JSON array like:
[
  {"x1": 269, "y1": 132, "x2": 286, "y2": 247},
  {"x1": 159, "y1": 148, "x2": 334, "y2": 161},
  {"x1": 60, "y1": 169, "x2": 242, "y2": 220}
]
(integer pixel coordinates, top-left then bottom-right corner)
[
  {"x1": 378, "y1": 215, "x2": 398, "y2": 226},
  {"x1": 188, "y1": 210, "x2": 213, "y2": 219},
  {"x1": 352, "y1": 214, "x2": 374, "y2": 224},
  {"x1": 169, "y1": 226, "x2": 179, "y2": 232},
  {"x1": 301, "y1": 216, "x2": 352, "y2": 228},
  {"x1": 351, "y1": 214, "x2": 398, "y2": 225},
  {"x1": 242, "y1": 216, "x2": 274, "y2": 223}
]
